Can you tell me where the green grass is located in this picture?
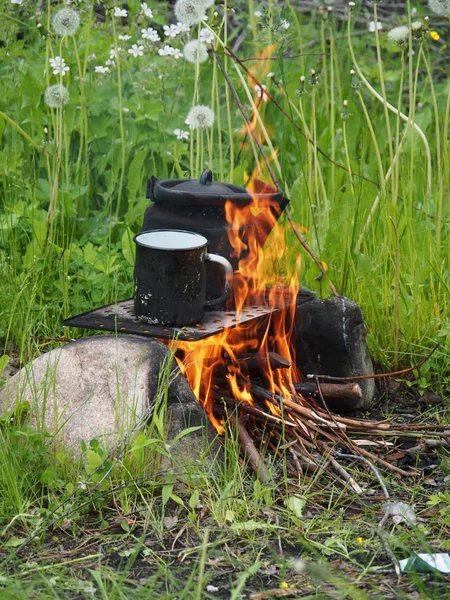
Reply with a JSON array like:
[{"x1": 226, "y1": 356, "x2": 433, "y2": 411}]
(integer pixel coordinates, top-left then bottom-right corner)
[{"x1": 1, "y1": 0, "x2": 450, "y2": 597}]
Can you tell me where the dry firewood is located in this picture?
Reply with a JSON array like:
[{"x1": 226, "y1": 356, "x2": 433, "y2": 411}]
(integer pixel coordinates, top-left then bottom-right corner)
[
  {"x1": 276, "y1": 397, "x2": 347, "y2": 430},
  {"x1": 229, "y1": 415, "x2": 269, "y2": 482},
  {"x1": 321, "y1": 450, "x2": 363, "y2": 494},
  {"x1": 293, "y1": 381, "x2": 362, "y2": 402},
  {"x1": 212, "y1": 390, "x2": 298, "y2": 428},
  {"x1": 401, "y1": 437, "x2": 449, "y2": 454}
]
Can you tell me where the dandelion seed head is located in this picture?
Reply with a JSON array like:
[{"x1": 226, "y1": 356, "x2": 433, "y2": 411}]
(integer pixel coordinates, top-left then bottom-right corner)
[
  {"x1": 44, "y1": 84, "x2": 70, "y2": 108},
  {"x1": 52, "y1": 8, "x2": 80, "y2": 37},
  {"x1": 185, "y1": 105, "x2": 214, "y2": 129},
  {"x1": 411, "y1": 21, "x2": 422, "y2": 31},
  {"x1": 428, "y1": 0, "x2": 450, "y2": 16},
  {"x1": 387, "y1": 25, "x2": 409, "y2": 46},
  {"x1": 183, "y1": 40, "x2": 208, "y2": 63},
  {"x1": 174, "y1": 0, "x2": 204, "y2": 26}
]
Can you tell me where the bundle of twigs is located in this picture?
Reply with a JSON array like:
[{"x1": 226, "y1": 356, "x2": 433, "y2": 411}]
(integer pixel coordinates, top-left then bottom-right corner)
[{"x1": 211, "y1": 370, "x2": 449, "y2": 488}]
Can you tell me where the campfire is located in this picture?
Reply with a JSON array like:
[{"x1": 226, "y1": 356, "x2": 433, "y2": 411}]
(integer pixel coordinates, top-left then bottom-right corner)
[{"x1": 176, "y1": 179, "x2": 301, "y2": 434}]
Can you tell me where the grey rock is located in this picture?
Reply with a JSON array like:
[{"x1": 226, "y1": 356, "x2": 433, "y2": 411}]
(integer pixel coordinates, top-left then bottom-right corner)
[
  {"x1": 0, "y1": 335, "x2": 220, "y2": 466},
  {"x1": 294, "y1": 292, "x2": 375, "y2": 411}
]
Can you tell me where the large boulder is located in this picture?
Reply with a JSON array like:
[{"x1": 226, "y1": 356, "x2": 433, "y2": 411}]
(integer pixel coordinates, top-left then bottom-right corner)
[
  {"x1": 0, "y1": 335, "x2": 220, "y2": 466},
  {"x1": 294, "y1": 291, "x2": 375, "y2": 411}
]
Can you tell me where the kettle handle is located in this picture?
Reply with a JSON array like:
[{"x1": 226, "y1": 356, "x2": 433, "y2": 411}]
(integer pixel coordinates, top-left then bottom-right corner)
[
  {"x1": 199, "y1": 169, "x2": 213, "y2": 186},
  {"x1": 146, "y1": 176, "x2": 158, "y2": 200}
]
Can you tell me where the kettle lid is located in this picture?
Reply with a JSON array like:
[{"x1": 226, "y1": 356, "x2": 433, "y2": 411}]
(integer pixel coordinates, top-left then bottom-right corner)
[{"x1": 147, "y1": 169, "x2": 282, "y2": 207}]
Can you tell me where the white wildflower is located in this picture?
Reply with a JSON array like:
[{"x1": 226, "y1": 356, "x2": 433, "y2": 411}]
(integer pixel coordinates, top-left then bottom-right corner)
[
  {"x1": 123, "y1": 107, "x2": 130, "y2": 113},
  {"x1": 128, "y1": 44, "x2": 144, "y2": 57},
  {"x1": 172, "y1": 48, "x2": 183, "y2": 59},
  {"x1": 118, "y1": 34, "x2": 131, "y2": 40},
  {"x1": 110, "y1": 47, "x2": 122, "y2": 59},
  {"x1": 199, "y1": 27, "x2": 213, "y2": 43},
  {"x1": 11, "y1": 0, "x2": 24, "y2": 4},
  {"x1": 174, "y1": 0, "x2": 204, "y2": 26},
  {"x1": 105, "y1": 59, "x2": 116, "y2": 67},
  {"x1": 368, "y1": 20, "x2": 383, "y2": 32},
  {"x1": 174, "y1": 128, "x2": 189, "y2": 140},
  {"x1": 141, "y1": 27, "x2": 160, "y2": 42},
  {"x1": 114, "y1": 7, "x2": 128, "y2": 18},
  {"x1": 254, "y1": 10, "x2": 262, "y2": 17},
  {"x1": 164, "y1": 24, "x2": 181, "y2": 38},
  {"x1": 254, "y1": 84, "x2": 268, "y2": 102},
  {"x1": 88, "y1": 54, "x2": 96, "y2": 61},
  {"x1": 158, "y1": 45, "x2": 176, "y2": 56},
  {"x1": 49, "y1": 56, "x2": 70, "y2": 76},
  {"x1": 52, "y1": 8, "x2": 80, "y2": 36},
  {"x1": 140, "y1": 2, "x2": 153, "y2": 18},
  {"x1": 280, "y1": 19, "x2": 290, "y2": 30},
  {"x1": 44, "y1": 84, "x2": 70, "y2": 108},
  {"x1": 95, "y1": 65, "x2": 110, "y2": 73},
  {"x1": 388, "y1": 25, "x2": 409, "y2": 46},
  {"x1": 428, "y1": 0, "x2": 450, "y2": 16},
  {"x1": 185, "y1": 105, "x2": 214, "y2": 129},
  {"x1": 183, "y1": 40, "x2": 208, "y2": 63},
  {"x1": 176, "y1": 21, "x2": 191, "y2": 33}
]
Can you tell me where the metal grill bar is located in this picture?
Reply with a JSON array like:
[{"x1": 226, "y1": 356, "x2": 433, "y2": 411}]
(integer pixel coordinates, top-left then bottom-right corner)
[{"x1": 63, "y1": 298, "x2": 288, "y2": 341}]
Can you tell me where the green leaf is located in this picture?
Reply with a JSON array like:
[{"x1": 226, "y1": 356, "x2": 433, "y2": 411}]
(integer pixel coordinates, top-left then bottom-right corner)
[
  {"x1": 129, "y1": 433, "x2": 159, "y2": 453},
  {"x1": 127, "y1": 149, "x2": 148, "y2": 202},
  {"x1": 4, "y1": 537, "x2": 26, "y2": 547},
  {"x1": 162, "y1": 484, "x2": 173, "y2": 507},
  {"x1": 285, "y1": 495, "x2": 306, "y2": 519},
  {"x1": 121, "y1": 228, "x2": 136, "y2": 266},
  {"x1": 120, "y1": 520, "x2": 130, "y2": 533},
  {"x1": 230, "y1": 520, "x2": 272, "y2": 532},
  {"x1": 189, "y1": 489, "x2": 200, "y2": 510},
  {"x1": 86, "y1": 449, "x2": 104, "y2": 469},
  {"x1": 0, "y1": 354, "x2": 10, "y2": 383},
  {"x1": 170, "y1": 493, "x2": 185, "y2": 507},
  {"x1": 169, "y1": 425, "x2": 203, "y2": 446}
]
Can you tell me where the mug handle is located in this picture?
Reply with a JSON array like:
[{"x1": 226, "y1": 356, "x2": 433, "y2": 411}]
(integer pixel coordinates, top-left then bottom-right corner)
[{"x1": 204, "y1": 254, "x2": 233, "y2": 308}]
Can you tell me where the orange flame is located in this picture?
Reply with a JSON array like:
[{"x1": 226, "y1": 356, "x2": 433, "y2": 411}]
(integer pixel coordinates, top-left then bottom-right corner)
[{"x1": 176, "y1": 162, "x2": 303, "y2": 431}]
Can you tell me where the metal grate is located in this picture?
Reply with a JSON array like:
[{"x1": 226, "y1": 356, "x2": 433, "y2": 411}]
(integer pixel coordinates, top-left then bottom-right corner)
[{"x1": 63, "y1": 298, "x2": 288, "y2": 341}]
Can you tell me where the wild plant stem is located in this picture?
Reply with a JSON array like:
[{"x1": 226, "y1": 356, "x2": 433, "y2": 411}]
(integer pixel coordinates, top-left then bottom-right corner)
[
  {"x1": 373, "y1": 3, "x2": 394, "y2": 176},
  {"x1": 356, "y1": 90, "x2": 385, "y2": 194},
  {"x1": 389, "y1": 218, "x2": 401, "y2": 368},
  {"x1": 421, "y1": 45, "x2": 443, "y2": 253},
  {"x1": 0, "y1": 112, "x2": 41, "y2": 152},
  {"x1": 347, "y1": 15, "x2": 432, "y2": 196},
  {"x1": 112, "y1": 18, "x2": 126, "y2": 220},
  {"x1": 223, "y1": 1, "x2": 234, "y2": 182}
]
